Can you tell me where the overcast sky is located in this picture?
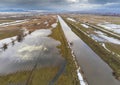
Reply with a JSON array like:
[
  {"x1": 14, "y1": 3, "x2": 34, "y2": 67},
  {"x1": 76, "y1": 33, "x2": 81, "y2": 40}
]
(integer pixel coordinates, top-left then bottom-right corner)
[{"x1": 0, "y1": 0, "x2": 120, "y2": 12}]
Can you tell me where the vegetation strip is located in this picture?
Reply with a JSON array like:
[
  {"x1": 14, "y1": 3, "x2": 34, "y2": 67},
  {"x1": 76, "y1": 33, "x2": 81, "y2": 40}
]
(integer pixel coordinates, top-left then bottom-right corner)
[{"x1": 49, "y1": 21, "x2": 80, "y2": 85}]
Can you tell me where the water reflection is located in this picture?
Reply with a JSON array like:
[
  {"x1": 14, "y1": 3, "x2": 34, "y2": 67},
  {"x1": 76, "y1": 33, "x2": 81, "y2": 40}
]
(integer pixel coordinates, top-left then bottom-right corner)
[
  {"x1": 58, "y1": 16, "x2": 120, "y2": 85},
  {"x1": 16, "y1": 34, "x2": 24, "y2": 42},
  {"x1": 2, "y1": 43, "x2": 8, "y2": 51},
  {"x1": 0, "y1": 30, "x2": 32, "y2": 51},
  {"x1": 0, "y1": 29, "x2": 64, "y2": 75},
  {"x1": 11, "y1": 39, "x2": 15, "y2": 46}
]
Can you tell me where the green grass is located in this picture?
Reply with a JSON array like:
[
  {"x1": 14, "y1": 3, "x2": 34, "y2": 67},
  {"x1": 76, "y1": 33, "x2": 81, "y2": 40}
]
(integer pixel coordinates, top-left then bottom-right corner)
[
  {"x1": 49, "y1": 22, "x2": 79, "y2": 85},
  {"x1": 0, "y1": 67, "x2": 59, "y2": 85},
  {"x1": 0, "y1": 70, "x2": 30, "y2": 85},
  {"x1": 64, "y1": 20, "x2": 120, "y2": 80},
  {"x1": 105, "y1": 43, "x2": 120, "y2": 55},
  {"x1": 31, "y1": 67, "x2": 59, "y2": 85}
]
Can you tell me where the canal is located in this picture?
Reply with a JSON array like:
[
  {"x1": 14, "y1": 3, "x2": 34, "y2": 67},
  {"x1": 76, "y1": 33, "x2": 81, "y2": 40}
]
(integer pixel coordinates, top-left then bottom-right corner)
[{"x1": 58, "y1": 15, "x2": 120, "y2": 85}]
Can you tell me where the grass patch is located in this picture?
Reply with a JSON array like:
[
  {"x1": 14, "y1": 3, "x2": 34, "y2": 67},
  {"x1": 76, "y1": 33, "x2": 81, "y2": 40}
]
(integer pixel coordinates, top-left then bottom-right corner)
[
  {"x1": 49, "y1": 22, "x2": 79, "y2": 85},
  {"x1": 0, "y1": 67, "x2": 59, "y2": 85},
  {"x1": 31, "y1": 67, "x2": 59, "y2": 85},
  {"x1": 105, "y1": 43, "x2": 120, "y2": 55},
  {"x1": 0, "y1": 28, "x2": 23, "y2": 40},
  {"x1": 0, "y1": 20, "x2": 15, "y2": 24},
  {"x1": 0, "y1": 71, "x2": 29, "y2": 85}
]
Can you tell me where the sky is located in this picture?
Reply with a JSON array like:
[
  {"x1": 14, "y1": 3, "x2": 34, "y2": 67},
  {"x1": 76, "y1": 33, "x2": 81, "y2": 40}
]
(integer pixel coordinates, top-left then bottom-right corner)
[{"x1": 0, "y1": 0, "x2": 120, "y2": 13}]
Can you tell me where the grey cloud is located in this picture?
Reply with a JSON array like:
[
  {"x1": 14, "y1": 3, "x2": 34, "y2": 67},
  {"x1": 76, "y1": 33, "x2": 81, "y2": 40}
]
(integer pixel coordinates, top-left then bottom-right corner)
[
  {"x1": 0, "y1": 0, "x2": 120, "y2": 6},
  {"x1": 0, "y1": 0, "x2": 68, "y2": 8},
  {"x1": 88, "y1": 0, "x2": 120, "y2": 4},
  {"x1": 0, "y1": 0, "x2": 120, "y2": 10}
]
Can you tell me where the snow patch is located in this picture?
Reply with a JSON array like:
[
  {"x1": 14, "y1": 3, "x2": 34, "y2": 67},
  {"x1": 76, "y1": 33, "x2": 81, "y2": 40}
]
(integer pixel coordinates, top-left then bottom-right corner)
[
  {"x1": 51, "y1": 23, "x2": 57, "y2": 28},
  {"x1": 59, "y1": 16, "x2": 87, "y2": 85},
  {"x1": 92, "y1": 31, "x2": 120, "y2": 45},
  {"x1": 0, "y1": 20, "x2": 27, "y2": 27},
  {"x1": 44, "y1": 21, "x2": 49, "y2": 26},
  {"x1": 77, "y1": 67, "x2": 86, "y2": 85},
  {"x1": 22, "y1": 27, "x2": 29, "y2": 35},
  {"x1": 44, "y1": 21, "x2": 48, "y2": 25},
  {"x1": 81, "y1": 24, "x2": 89, "y2": 28},
  {"x1": 101, "y1": 43, "x2": 111, "y2": 52},
  {"x1": 67, "y1": 18, "x2": 76, "y2": 22},
  {"x1": 99, "y1": 34, "x2": 120, "y2": 44},
  {"x1": 98, "y1": 23, "x2": 120, "y2": 34}
]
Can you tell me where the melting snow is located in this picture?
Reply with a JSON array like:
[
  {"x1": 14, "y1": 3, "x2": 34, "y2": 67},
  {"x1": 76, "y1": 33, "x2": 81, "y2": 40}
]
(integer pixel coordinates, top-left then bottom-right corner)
[
  {"x1": 22, "y1": 27, "x2": 29, "y2": 35},
  {"x1": 51, "y1": 23, "x2": 57, "y2": 28},
  {"x1": 99, "y1": 34, "x2": 120, "y2": 44},
  {"x1": 77, "y1": 67, "x2": 86, "y2": 85},
  {"x1": 101, "y1": 43, "x2": 111, "y2": 52},
  {"x1": 67, "y1": 18, "x2": 76, "y2": 22},
  {"x1": 44, "y1": 21, "x2": 49, "y2": 26},
  {"x1": 44, "y1": 21, "x2": 48, "y2": 25},
  {"x1": 92, "y1": 31, "x2": 120, "y2": 44},
  {"x1": 81, "y1": 24, "x2": 89, "y2": 28},
  {"x1": 0, "y1": 20, "x2": 27, "y2": 27},
  {"x1": 98, "y1": 23, "x2": 120, "y2": 34}
]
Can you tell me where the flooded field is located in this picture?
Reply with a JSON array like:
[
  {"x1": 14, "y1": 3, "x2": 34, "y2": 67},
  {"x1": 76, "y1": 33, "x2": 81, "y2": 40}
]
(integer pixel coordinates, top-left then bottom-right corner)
[
  {"x1": 0, "y1": 13, "x2": 120, "y2": 85},
  {"x1": 0, "y1": 0, "x2": 120, "y2": 84},
  {"x1": 0, "y1": 14, "x2": 79, "y2": 85},
  {"x1": 0, "y1": 29, "x2": 65, "y2": 74}
]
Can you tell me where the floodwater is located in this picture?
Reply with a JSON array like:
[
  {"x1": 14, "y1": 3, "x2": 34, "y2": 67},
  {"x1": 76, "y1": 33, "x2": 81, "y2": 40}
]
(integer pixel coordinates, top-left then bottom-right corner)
[
  {"x1": 0, "y1": 29, "x2": 65, "y2": 75},
  {"x1": 58, "y1": 15, "x2": 120, "y2": 85}
]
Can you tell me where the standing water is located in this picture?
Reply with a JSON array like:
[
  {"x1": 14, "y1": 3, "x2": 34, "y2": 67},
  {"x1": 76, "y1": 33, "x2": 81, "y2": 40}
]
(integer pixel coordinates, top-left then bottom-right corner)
[
  {"x1": 58, "y1": 15, "x2": 120, "y2": 85},
  {"x1": 0, "y1": 29, "x2": 64, "y2": 75}
]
